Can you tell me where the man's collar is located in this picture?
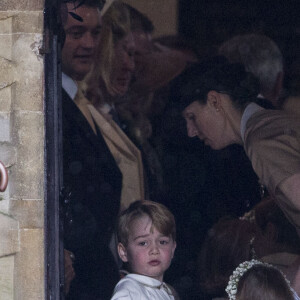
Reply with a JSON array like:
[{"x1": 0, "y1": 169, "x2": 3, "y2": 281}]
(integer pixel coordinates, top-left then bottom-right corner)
[
  {"x1": 62, "y1": 72, "x2": 78, "y2": 100},
  {"x1": 240, "y1": 102, "x2": 265, "y2": 142}
]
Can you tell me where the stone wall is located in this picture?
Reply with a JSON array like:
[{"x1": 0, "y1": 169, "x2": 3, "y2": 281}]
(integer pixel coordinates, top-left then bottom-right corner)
[{"x1": 0, "y1": 1, "x2": 45, "y2": 299}]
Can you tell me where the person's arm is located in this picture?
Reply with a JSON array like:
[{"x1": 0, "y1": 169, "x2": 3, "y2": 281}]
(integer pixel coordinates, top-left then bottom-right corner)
[
  {"x1": 279, "y1": 173, "x2": 300, "y2": 211},
  {"x1": 278, "y1": 173, "x2": 300, "y2": 236}
]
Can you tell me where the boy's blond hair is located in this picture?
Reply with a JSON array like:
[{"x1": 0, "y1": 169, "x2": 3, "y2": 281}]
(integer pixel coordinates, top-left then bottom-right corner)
[{"x1": 117, "y1": 200, "x2": 176, "y2": 246}]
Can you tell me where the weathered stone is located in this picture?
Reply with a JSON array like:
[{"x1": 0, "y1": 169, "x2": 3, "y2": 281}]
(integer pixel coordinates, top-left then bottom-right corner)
[
  {"x1": 0, "y1": 14, "x2": 12, "y2": 34},
  {"x1": 0, "y1": 0, "x2": 44, "y2": 11},
  {"x1": 0, "y1": 213, "x2": 19, "y2": 257},
  {"x1": 12, "y1": 34, "x2": 44, "y2": 112},
  {"x1": 10, "y1": 111, "x2": 44, "y2": 200},
  {"x1": 0, "y1": 144, "x2": 17, "y2": 167},
  {"x1": 0, "y1": 113, "x2": 11, "y2": 142},
  {"x1": 0, "y1": 17, "x2": 12, "y2": 61},
  {"x1": 0, "y1": 59, "x2": 14, "y2": 88},
  {"x1": 9, "y1": 199, "x2": 44, "y2": 229},
  {"x1": 0, "y1": 255, "x2": 14, "y2": 300},
  {"x1": 14, "y1": 229, "x2": 44, "y2": 300},
  {"x1": 12, "y1": 12, "x2": 44, "y2": 34},
  {"x1": 0, "y1": 84, "x2": 12, "y2": 112}
]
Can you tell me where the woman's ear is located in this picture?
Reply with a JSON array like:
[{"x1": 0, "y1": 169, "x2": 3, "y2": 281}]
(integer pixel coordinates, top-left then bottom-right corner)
[
  {"x1": 207, "y1": 90, "x2": 223, "y2": 112},
  {"x1": 118, "y1": 243, "x2": 129, "y2": 263}
]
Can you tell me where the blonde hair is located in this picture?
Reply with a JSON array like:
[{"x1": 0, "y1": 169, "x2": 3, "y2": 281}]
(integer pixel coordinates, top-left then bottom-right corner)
[
  {"x1": 86, "y1": 0, "x2": 131, "y2": 102},
  {"x1": 117, "y1": 200, "x2": 176, "y2": 246}
]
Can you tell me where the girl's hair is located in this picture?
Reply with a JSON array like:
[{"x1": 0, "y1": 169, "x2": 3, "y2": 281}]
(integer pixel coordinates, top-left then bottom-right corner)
[
  {"x1": 198, "y1": 218, "x2": 256, "y2": 297},
  {"x1": 236, "y1": 264, "x2": 294, "y2": 300},
  {"x1": 117, "y1": 200, "x2": 176, "y2": 246},
  {"x1": 254, "y1": 198, "x2": 300, "y2": 252},
  {"x1": 86, "y1": 0, "x2": 131, "y2": 101},
  {"x1": 178, "y1": 56, "x2": 260, "y2": 111}
]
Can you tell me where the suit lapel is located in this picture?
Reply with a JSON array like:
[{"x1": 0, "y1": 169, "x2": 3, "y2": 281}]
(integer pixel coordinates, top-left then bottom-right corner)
[
  {"x1": 88, "y1": 104, "x2": 141, "y2": 161},
  {"x1": 62, "y1": 90, "x2": 118, "y2": 168}
]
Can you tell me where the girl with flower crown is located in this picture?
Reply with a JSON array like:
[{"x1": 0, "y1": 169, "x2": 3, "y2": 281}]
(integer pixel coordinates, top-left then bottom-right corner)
[{"x1": 226, "y1": 260, "x2": 299, "y2": 300}]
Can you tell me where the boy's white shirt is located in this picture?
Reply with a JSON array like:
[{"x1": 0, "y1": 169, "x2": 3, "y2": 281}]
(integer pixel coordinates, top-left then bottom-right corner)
[{"x1": 111, "y1": 274, "x2": 174, "y2": 300}]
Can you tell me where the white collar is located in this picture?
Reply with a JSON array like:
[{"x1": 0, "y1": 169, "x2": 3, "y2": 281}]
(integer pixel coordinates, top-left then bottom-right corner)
[
  {"x1": 126, "y1": 274, "x2": 173, "y2": 295},
  {"x1": 62, "y1": 72, "x2": 78, "y2": 100},
  {"x1": 240, "y1": 102, "x2": 264, "y2": 142},
  {"x1": 126, "y1": 274, "x2": 162, "y2": 287},
  {"x1": 98, "y1": 102, "x2": 113, "y2": 115}
]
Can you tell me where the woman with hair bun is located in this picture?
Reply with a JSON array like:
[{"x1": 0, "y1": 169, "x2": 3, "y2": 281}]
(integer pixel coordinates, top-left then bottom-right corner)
[{"x1": 179, "y1": 58, "x2": 300, "y2": 236}]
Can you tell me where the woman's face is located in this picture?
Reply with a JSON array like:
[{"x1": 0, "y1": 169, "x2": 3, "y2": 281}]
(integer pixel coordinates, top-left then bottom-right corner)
[
  {"x1": 182, "y1": 98, "x2": 231, "y2": 150},
  {"x1": 111, "y1": 32, "x2": 135, "y2": 95}
]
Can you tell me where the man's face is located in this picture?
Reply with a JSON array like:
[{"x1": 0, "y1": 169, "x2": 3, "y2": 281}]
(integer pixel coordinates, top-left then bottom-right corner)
[{"x1": 62, "y1": 3, "x2": 101, "y2": 81}]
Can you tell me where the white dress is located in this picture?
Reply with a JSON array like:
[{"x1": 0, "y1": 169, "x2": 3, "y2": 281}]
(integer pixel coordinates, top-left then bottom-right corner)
[{"x1": 111, "y1": 274, "x2": 175, "y2": 300}]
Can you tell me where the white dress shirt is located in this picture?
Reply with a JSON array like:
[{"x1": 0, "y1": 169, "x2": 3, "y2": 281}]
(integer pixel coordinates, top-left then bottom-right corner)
[{"x1": 111, "y1": 274, "x2": 175, "y2": 300}]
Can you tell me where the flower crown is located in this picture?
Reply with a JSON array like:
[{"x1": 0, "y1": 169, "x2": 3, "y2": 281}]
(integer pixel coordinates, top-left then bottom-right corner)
[
  {"x1": 225, "y1": 259, "x2": 263, "y2": 300},
  {"x1": 225, "y1": 259, "x2": 297, "y2": 300}
]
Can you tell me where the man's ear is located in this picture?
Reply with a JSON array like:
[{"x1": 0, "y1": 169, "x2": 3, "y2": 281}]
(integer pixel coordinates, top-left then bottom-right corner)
[
  {"x1": 206, "y1": 90, "x2": 223, "y2": 112},
  {"x1": 118, "y1": 243, "x2": 128, "y2": 263}
]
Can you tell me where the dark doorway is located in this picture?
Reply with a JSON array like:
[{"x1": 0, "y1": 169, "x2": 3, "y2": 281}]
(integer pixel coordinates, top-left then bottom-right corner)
[
  {"x1": 44, "y1": 0, "x2": 64, "y2": 299},
  {"x1": 178, "y1": 0, "x2": 300, "y2": 71}
]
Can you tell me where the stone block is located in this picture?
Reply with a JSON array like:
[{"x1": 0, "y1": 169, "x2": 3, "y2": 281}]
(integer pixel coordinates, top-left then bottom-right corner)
[
  {"x1": 0, "y1": 84, "x2": 12, "y2": 112},
  {"x1": 0, "y1": 213, "x2": 19, "y2": 257},
  {"x1": 0, "y1": 199, "x2": 10, "y2": 214},
  {"x1": 0, "y1": 255, "x2": 14, "y2": 300},
  {"x1": 0, "y1": 144, "x2": 17, "y2": 168},
  {"x1": 0, "y1": 13, "x2": 12, "y2": 34},
  {"x1": 0, "y1": 113, "x2": 11, "y2": 142},
  {"x1": 12, "y1": 12, "x2": 43, "y2": 34},
  {"x1": 12, "y1": 34, "x2": 44, "y2": 112},
  {"x1": 0, "y1": 0, "x2": 44, "y2": 11},
  {"x1": 10, "y1": 111, "x2": 44, "y2": 200},
  {"x1": 0, "y1": 59, "x2": 14, "y2": 92},
  {"x1": 14, "y1": 229, "x2": 44, "y2": 300},
  {"x1": 0, "y1": 16, "x2": 12, "y2": 61},
  {"x1": 9, "y1": 199, "x2": 44, "y2": 229}
]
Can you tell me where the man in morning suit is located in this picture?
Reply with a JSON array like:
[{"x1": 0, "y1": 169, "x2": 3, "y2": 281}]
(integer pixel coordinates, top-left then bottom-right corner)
[{"x1": 61, "y1": 1, "x2": 122, "y2": 299}]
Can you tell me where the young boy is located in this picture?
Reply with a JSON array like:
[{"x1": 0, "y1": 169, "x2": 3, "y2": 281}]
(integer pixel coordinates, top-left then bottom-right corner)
[{"x1": 111, "y1": 200, "x2": 177, "y2": 300}]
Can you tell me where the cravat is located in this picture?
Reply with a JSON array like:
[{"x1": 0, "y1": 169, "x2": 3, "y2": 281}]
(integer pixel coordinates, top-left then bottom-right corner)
[
  {"x1": 73, "y1": 87, "x2": 97, "y2": 135},
  {"x1": 109, "y1": 107, "x2": 122, "y2": 127}
]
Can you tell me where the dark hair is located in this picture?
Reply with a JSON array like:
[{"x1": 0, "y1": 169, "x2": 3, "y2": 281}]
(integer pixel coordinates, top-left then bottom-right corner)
[
  {"x1": 124, "y1": 4, "x2": 154, "y2": 33},
  {"x1": 198, "y1": 218, "x2": 256, "y2": 297},
  {"x1": 178, "y1": 56, "x2": 260, "y2": 111},
  {"x1": 236, "y1": 264, "x2": 294, "y2": 300}
]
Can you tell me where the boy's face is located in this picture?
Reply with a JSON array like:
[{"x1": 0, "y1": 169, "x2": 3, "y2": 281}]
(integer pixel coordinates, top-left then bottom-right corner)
[{"x1": 118, "y1": 215, "x2": 176, "y2": 282}]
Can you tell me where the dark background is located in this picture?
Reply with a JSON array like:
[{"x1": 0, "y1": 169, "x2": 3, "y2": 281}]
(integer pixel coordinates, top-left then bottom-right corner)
[{"x1": 178, "y1": 0, "x2": 300, "y2": 74}]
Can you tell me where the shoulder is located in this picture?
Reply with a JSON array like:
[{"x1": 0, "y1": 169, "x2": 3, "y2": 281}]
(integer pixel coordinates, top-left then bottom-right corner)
[
  {"x1": 111, "y1": 276, "x2": 144, "y2": 300},
  {"x1": 244, "y1": 109, "x2": 300, "y2": 152}
]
